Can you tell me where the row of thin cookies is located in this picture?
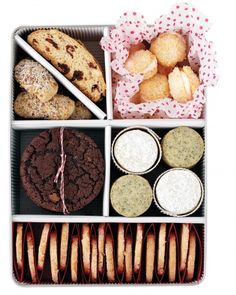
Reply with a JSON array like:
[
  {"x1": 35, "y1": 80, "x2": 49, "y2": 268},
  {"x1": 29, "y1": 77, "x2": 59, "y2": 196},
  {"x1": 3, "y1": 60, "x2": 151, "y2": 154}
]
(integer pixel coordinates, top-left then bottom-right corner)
[{"x1": 15, "y1": 223, "x2": 200, "y2": 284}]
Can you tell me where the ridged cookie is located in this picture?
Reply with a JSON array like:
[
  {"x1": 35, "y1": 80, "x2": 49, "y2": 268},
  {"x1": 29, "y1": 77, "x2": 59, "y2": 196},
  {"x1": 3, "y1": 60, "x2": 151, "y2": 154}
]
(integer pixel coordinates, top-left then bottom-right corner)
[
  {"x1": 27, "y1": 29, "x2": 106, "y2": 102},
  {"x1": 14, "y1": 92, "x2": 75, "y2": 120},
  {"x1": 14, "y1": 59, "x2": 58, "y2": 102}
]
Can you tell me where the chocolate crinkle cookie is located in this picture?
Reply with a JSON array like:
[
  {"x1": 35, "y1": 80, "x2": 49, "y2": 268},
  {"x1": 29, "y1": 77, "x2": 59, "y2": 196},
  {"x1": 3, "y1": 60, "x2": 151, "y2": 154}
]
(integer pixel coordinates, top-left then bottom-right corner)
[{"x1": 20, "y1": 128, "x2": 104, "y2": 213}]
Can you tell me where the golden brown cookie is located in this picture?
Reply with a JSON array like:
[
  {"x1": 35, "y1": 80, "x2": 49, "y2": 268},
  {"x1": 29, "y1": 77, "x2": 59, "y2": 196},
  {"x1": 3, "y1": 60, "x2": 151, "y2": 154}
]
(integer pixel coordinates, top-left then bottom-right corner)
[
  {"x1": 105, "y1": 234, "x2": 115, "y2": 283},
  {"x1": 16, "y1": 223, "x2": 23, "y2": 271},
  {"x1": 125, "y1": 49, "x2": 157, "y2": 80},
  {"x1": 157, "y1": 223, "x2": 166, "y2": 276},
  {"x1": 38, "y1": 223, "x2": 50, "y2": 271},
  {"x1": 60, "y1": 223, "x2": 69, "y2": 271},
  {"x1": 14, "y1": 59, "x2": 58, "y2": 102},
  {"x1": 186, "y1": 231, "x2": 196, "y2": 282},
  {"x1": 140, "y1": 74, "x2": 170, "y2": 101},
  {"x1": 71, "y1": 235, "x2": 79, "y2": 283},
  {"x1": 117, "y1": 223, "x2": 125, "y2": 274},
  {"x1": 130, "y1": 92, "x2": 142, "y2": 104},
  {"x1": 69, "y1": 100, "x2": 92, "y2": 120},
  {"x1": 98, "y1": 223, "x2": 105, "y2": 274},
  {"x1": 14, "y1": 92, "x2": 75, "y2": 120},
  {"x1": 125, "y1": 235, "x2": 133, "y2": 283},
  {"x1": 146, "y1": 233, "x2": 155, "y2": 283},
  {"x1": 134, "y1": 223, "x2": 144, "y2": 273},
  {"x1": 180, "y1": 224, "x2": 190, "y2": 272},
  {"x1": 150, "y1": 32, "x2": 187, "y2": 68},
  {"x1": 168, "y1": 66, "x2": 200, "y2": 103},
  {"x1": 28, "y1": 29, "x2": 106, "y2": 102},
  {"x1": 91, "y1": 237, "x2": 98, "y2": 283},
  {"x1": 26, "y1": 231, "x2": 37, "y2": 283},
  {"x1": 168, "y1": 232, "x2": 176, "y2": 283},
  {"x1": 81, "y1": 224, "x2": 91, "y2": 276},
  {"x1": 128, "y1": 43, "x2": 146, "y2": 55},
  {"x1": 50, "y1": 232, "x2": 59, "y2": 283}
]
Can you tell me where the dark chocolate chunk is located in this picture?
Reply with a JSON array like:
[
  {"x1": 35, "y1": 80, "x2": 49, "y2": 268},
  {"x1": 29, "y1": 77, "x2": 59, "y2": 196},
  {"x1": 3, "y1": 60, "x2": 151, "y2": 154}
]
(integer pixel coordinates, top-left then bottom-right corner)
[
  {"x1": 58, "y1": 63, "x2": 70, "y2": 75},
  {"x1": 72, "y1": 70, "x2": 84, "y2": 81},
  {"x1": 88, "y1": 62, "x2": 97, "y2": 69},
  {"x1": 45, "y1": 38, "x2": 59, "y2": 49},
  {"x1": 66, "y1": 45, "x2": 75, "y2": 58},
  {"x1": 91, "y1": 84, "x2": 99, "y2": 92}
]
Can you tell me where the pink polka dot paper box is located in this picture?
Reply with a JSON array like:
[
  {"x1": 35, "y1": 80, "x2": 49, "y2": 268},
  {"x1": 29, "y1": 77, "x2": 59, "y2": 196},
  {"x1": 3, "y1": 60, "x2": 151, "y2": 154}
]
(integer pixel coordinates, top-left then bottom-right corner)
[{"x1": 101, "y1": 3, "x2": 218, "y2": 119}]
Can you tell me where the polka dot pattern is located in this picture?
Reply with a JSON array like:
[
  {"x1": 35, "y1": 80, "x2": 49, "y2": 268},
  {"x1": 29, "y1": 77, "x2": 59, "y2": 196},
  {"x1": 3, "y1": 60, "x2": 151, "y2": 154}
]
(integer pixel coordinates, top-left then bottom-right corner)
[{"x1": 100, "y1": 3, "x2": 218, "y2": 119}]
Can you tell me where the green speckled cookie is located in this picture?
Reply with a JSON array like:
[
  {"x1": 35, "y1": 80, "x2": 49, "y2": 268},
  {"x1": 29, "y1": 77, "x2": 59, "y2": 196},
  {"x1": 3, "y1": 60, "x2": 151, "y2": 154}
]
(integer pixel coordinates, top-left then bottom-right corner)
[
  {"x1": 110, "y1": 175, "x2": 152, "y2": 217},
  {"x1": 162, "y1": 127, "x2": 204, "y2": 168}
]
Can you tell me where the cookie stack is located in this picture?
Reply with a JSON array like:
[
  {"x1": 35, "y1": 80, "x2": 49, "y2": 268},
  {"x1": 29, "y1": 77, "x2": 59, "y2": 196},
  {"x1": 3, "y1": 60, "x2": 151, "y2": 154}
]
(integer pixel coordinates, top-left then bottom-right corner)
[
  {"x1": 124, "y1": 32, "x2": 200, "y2": 104},
  {"x1": 14, "y1": 59, "x2": 92, "y2": 120},
  {"x1": 14, "y1": 222, "x2": 203, "y2": 284}
]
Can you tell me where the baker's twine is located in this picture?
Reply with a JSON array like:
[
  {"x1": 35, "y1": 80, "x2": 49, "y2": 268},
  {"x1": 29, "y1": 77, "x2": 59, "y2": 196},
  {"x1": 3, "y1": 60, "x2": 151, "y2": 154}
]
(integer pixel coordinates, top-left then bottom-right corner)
[{"x1": 54, "y1": 127, "x2": 69, "y2": 214}]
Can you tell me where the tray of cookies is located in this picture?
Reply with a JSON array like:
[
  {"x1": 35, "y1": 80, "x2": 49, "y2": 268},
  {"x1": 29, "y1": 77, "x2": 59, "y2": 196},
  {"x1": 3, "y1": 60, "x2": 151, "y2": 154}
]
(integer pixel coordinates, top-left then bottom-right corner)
[{"x1": 11, "y1": 2, "x2": 217, "y2": 286}]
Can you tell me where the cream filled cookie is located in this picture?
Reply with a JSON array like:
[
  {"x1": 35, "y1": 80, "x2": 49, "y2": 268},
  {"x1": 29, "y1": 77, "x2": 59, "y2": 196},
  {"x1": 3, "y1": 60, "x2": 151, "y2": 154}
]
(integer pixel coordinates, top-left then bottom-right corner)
[
  {"x1": 124, "y1": 49, "x2": 158, "y2": 80},
  {"x1": 168, "y1": 66, "x2": 200, "y2": 103}
]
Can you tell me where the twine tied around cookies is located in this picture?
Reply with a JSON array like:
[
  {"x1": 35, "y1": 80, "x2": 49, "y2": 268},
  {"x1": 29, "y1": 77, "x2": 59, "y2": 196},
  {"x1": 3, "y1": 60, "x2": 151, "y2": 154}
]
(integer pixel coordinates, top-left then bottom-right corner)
[{"x1": 54, "y1": 127, "x2": 69, "y2": 214}]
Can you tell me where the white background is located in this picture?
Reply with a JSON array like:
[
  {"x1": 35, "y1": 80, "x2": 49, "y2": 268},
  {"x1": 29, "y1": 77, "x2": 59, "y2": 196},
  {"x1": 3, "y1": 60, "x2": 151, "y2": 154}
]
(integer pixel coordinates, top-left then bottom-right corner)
[{"x1": 0, "y1": 0, "x2": 235, "y2": 293}]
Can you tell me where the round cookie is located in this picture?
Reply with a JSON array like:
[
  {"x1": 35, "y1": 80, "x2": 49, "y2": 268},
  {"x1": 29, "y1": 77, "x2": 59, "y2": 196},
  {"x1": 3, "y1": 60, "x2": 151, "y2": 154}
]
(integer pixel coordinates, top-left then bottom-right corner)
[
  {"x1": 154, "y1": 168, "x2": 203, "y2": 216},
  {"x1": 124, "y1": 49, "x2": 158, "y2": 80},
  {"x1": 139, "y1": 74, "x2": 170, "y2": 101},
  {"x1": 162, "y1": 127, "x2": 204, "y2": 168},
  {"x1": 150, "y1": 32, "x2": 187, "y2": 68},
  {"x1": 168, "y1": 66, "x2": 200, "y2": 103},
  {"x1": 20, "y1": 128, "x2": 104, "y2": 213},
  {"x1": 110, "y1": 175, "x2": 153, "y2": 217},
  {"x1": 113, "y1": 128, "x2": 160, "y2": 174}
]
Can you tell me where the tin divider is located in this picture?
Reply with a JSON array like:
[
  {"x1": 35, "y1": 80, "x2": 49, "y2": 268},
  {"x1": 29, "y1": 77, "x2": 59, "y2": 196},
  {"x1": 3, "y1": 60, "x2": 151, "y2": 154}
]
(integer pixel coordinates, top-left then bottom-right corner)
[
  {"x1": 103, "y1": 126, "x2": 111, "y2": 217},
  {"x1": 14, "y1": 27, "x2": 106, "y2": 120},
  {"x1": 13, "y1": 222, "x2": 26, "y2": 283}
]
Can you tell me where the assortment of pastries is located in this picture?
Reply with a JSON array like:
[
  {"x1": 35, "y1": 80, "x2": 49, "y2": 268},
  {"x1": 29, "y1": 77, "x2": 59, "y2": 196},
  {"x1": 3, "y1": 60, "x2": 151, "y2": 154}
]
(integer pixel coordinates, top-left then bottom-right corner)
[
  {"x1": 110, "y1": 126, "x2": 204, "y2": 217},
  {"x1": 125, "y1": 32, "x2": 200, "y2": 104},
  {"x1": 12, "y1": 21, "x2": 207, "y2": 286},
  {"x1": 14, "y1": 223, "x2": 202, "y2": 284}
]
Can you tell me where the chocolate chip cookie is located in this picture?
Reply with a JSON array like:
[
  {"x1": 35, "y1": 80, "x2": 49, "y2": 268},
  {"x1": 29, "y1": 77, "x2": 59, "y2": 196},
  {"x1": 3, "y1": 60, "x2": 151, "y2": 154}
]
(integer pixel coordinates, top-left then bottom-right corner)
[{"x1": 20, "y1": 128, "x2": 104, "y2": 213}]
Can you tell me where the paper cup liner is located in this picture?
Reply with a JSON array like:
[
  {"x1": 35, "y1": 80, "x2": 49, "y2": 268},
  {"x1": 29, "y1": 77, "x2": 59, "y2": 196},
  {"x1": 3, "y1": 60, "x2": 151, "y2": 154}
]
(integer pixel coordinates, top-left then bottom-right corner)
[
  {"x1": 153, "y1": 168, "x2": 204, "y2": 217},
  {"x1": 111, "y1": 126, "x2": 162, "y2": 175}
]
